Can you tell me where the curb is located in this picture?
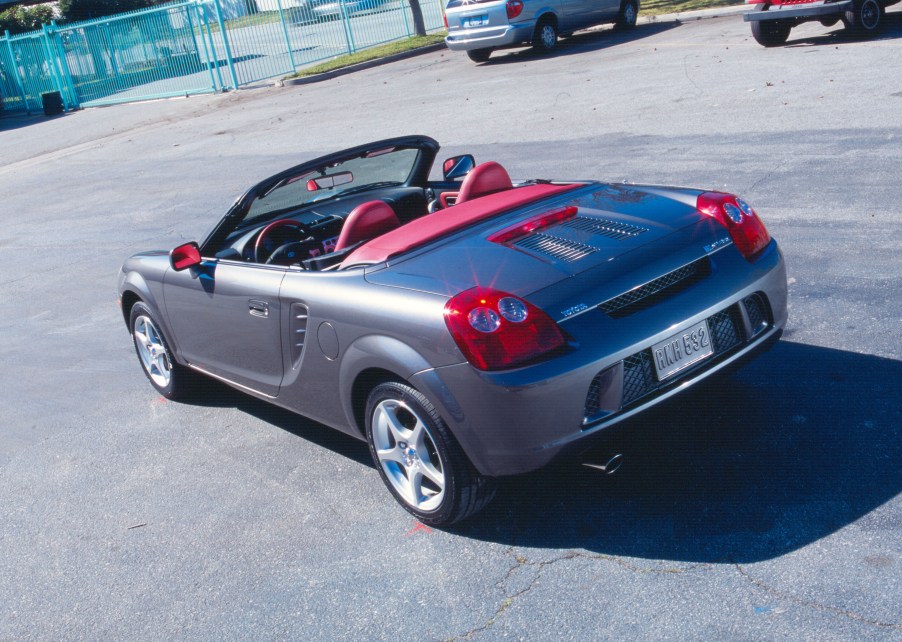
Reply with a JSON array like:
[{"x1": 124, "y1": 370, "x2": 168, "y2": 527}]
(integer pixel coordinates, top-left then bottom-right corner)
[
  {"x1": 283, "y1": 4, "x2": 749, "y2": 85},
  {"x1": 641, "y1": 4, "x2": 748, "y2": 24},
  {"x1": 284, "y1": 42, "x2": 447, "y2": 86}
]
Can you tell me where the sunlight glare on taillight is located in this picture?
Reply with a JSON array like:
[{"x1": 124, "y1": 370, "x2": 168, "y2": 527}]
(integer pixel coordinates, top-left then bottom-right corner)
[
  {"x1": 697, "y1": 192, "x2": 771, "y2": 261},
  {"x1": 444, "y1": 288, "x2": 565, "y2": 371}
]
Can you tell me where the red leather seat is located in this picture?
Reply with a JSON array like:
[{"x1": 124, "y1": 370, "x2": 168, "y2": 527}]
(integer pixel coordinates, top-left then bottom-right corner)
[
  {"x1": 440, "y1": 161, "x2": 513, "y2": 208},
  {"x1": 334, "y1": 201, "x2": 401, "y2": 251}
]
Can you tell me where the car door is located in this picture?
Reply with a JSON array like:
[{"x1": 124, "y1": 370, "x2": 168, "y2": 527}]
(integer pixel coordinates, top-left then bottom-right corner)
[
  {"x1": 163, "y1": 259, "x2": 286, "y2": 397},
  {"x1": 584, "y1": 0, "x2": 621, "y2": 25},
  {"x1": 557, "y1": 0, "x2": 593, "y2": 30}
]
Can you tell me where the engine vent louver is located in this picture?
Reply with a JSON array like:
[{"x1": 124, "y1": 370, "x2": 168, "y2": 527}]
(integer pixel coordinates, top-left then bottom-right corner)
[
  {"x1": 513, "y1": 234, "x2": 598, "y2": 263},
  {"x1": 598, "y1": 257, "x2": 711, "y2": 317},
  {"x1": 561, "y1": 216, "x2": 649, "y2": 240},
  {"x1": 289, "y1": 303, "x2": 309, "y2": 368}
]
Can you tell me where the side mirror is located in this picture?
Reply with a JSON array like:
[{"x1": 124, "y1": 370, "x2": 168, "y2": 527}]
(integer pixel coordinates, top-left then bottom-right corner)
[
  {"x1": 442, "y1": 154, "x2": 475, "y2": 181},
  {"x1": 170, "y1": 242, "x2": 202, "y2": 271}
]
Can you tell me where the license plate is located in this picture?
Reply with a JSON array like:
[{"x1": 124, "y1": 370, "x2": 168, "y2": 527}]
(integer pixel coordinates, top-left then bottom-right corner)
[
  {"x1": 651, "y1": 319, "x2": 714, "y2": 381},
  {"x1": 463, "y1": 15, "x2": 488, "y2": 27}
]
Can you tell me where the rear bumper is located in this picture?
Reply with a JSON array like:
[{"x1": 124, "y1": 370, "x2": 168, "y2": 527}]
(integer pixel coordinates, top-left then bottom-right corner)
[
  {"x1": 410, "y1": 242, "x2": 788, "y2": 477},
  {"x1": 445, "y1": 22, "x2": 536, "y2": 51},
  {"x1": 744, "y1": 1, "x2": 852, "y2": 21}
]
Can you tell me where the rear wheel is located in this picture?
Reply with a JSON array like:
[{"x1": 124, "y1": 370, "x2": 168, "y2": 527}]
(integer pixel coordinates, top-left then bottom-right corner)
[
  {"x1": 532, "y1": 17, "x2": 558, "y2": 53},
  {"x1": 466, "y1": 48, "x2": 492, "y2": 63},
  {"x1": 843, "y1": 0, "x2": 882, "y2": 35},
  {"x1": 365, "y1": 381, "x2": 496, "y2": 526},
  {"x1": 615, "y1": 0, "x2": 639, "y2": 30},
  {"x1": 751, "y1": 18, "x2": 791, "y2": 46}
]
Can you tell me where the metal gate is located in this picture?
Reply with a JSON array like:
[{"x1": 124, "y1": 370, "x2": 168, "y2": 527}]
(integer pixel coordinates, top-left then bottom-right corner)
[{"x1": 0, "y1": 0, "x2": 445, "y2": 113}]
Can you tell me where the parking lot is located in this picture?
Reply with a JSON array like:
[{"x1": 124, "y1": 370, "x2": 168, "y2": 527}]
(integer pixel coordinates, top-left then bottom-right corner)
[{"x1": 1, "y1": 9, "x2": 900, "y2": 639}]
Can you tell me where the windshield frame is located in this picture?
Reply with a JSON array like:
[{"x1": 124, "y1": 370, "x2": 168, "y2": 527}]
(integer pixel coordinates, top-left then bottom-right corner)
[{"x1": 199, "y1": 135, "x2": 440, "y2": 256}]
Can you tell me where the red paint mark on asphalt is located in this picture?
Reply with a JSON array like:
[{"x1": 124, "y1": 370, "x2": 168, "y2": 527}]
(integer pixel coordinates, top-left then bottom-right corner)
[
  {"x1": 154, "y1": 396, "x2": 168, "y2": 404},
  {"x1": 404, "y1": 522, "x2": 433, "y2": 537}
]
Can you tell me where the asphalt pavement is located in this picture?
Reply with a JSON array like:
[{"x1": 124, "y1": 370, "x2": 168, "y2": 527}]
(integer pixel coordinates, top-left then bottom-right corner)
[{"x1": 0, "y1": 8, "x2": 900, "y2": 640}]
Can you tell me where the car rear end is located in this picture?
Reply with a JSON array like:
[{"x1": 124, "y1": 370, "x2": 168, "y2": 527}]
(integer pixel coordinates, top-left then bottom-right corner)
[
  {"x1": 744, "y1": 0, "x2": 851, "y2": 23},
  {"x1": 367, "y1": 183, "x2": 788, "y2": 477},
  {"x1": 444, "y1": 0, "x2": 538, "y2": 52}
]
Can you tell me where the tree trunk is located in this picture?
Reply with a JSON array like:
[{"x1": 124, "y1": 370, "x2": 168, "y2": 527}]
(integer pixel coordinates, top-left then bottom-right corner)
[{"x1": 408, "y1": 0, "x2": 426, "y2": 36}]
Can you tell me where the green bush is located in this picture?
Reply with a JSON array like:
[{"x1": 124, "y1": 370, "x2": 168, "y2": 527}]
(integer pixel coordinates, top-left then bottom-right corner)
[
  {"x1": 0, "y1": 5, "x2": 55, "y2": 35},
  {"x1": 57, "y1": 0, "x2": 158, "y2": 23}
]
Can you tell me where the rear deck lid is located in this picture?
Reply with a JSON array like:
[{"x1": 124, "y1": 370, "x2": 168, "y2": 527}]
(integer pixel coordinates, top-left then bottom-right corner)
[{"x1": 363, "y1": 183, "x2": 724, "y2": 307}]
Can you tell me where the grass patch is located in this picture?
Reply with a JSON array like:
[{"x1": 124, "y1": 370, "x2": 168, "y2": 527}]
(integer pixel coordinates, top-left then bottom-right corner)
[
  {"x1": 287, "y1": 33, "x2": 446, "y2": 78},
  {"x1": 203, "y1": 10, "x2": 282, "y2": 34},
  {"x1": 642, "y1": 0, "x2": 743, "y2": 16}
]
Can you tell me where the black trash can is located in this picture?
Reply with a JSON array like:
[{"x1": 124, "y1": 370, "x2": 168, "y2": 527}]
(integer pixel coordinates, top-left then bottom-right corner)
[{"x1": 42, "y1": 91, "x2": 64, "y2": 116}]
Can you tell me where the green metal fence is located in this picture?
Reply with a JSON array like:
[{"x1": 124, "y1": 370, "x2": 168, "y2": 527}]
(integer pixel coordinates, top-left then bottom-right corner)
[{"x1": 0, "y1": 0, "x2": 445, "y2": 113}]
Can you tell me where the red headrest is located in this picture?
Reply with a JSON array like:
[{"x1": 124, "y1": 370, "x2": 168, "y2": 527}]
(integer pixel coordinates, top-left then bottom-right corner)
[
  {"x1": 335, "y1": 201, "x2": 400, "y2": 251},
  {"x1": 457, "y1": 161, "x2": 513, "y2": 204}
]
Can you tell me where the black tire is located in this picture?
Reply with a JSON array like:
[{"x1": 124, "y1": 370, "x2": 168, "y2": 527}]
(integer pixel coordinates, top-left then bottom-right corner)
[
  {"x1": 532, "y1": 16, "x2": 558, "y2": 53},
  {"x1": 844, "y1": 0, "x2": 882, "y2": 35},
  {"x1": 751, "y1": 19, "x2": 791, "y2": 46},
  {"x1": 129, "y1": 301, "x2": 194, "y2": 400},
  {"x1": 819, "y1": 16, "x2": 840, "y2": 27},
  {"x1": 365, "y1": 381, "x2": 496, "y2": 526},
  {"x1": 466, "y1": 48, "x2": 492, "y2": 63},
  {"x1": 615, "y1": 0, "x2": 639, "y2": 30}
]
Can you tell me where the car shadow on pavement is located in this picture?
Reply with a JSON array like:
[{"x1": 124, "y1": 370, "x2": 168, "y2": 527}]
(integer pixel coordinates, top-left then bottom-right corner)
[
  {"x1": 479, "y1": 22, "x2": 679, "y2": 65},
  {"x1": 783, "y1": 9, "x2": 902, "y2": 47},
  {"x1": 186, "y1": 378, "x2": 374, "y2": 467},
  {"x1": 451, "y1": 341, "x2": 902, "y2": 563}
]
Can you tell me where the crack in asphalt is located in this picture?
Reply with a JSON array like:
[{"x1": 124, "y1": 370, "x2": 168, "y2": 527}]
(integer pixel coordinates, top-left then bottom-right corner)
[
  {"x1": 735, "y1": 563, "x2": 902, "y2": 630},
  {"x1": 747, "y1": 168, "x2": 778, "y2": 194},
  {"x1": 448, "y1": 551, "x2": 712, "y2": 640},
  {"x1": 453, "y1": 553, "x2": 902, "y2": 638}
]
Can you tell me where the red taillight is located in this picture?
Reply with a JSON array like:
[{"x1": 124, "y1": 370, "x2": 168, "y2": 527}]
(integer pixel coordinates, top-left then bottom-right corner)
[
  {"x1": 697, "y1": 192, "x2": 771, "y2": 261},
  {"x1": 489, "y1": 205, "x2": 578, "y2": 245},
  {"x1": 442, "y1": 11, "x2": 448, "y2": 28},
  {"x1": 506, "y1": 0, "x2": 524, "y2": 19},
  {"x1": 444, "y1": 288, "x2": 566, "y2": 371}
]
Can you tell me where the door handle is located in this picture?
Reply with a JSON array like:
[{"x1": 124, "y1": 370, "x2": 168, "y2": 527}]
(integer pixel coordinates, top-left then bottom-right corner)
[{"x1": 248, "y1": 299, "x2": 270, "y2": 318}]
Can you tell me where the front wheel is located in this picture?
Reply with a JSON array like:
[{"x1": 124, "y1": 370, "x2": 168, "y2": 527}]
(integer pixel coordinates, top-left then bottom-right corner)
[
  {"x1": 844, "y1": 0, "x2": 882, "y2": 35},
  {"x1": 532, "y1": 17, "x2": 558, "y2": 53},
  {"x1": 466, "y1": 48, "x2": 492, "y2": 63},
  {"x1": 129, "y1": 301, "x2": 195, "y2": 400},
  {"x1": 615, "y1": 0, "x2": 639, "y2": 30},
  {"x1": 751, "y1": 19, "x2": 791, "y2": 46},
  {"x1": 365, "y1": 381, "x2": 496, "y2": 526}
]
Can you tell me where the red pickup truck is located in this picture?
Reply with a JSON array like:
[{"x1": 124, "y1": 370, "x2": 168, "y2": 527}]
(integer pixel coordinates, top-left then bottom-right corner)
[{"x1": 744, "y1": 0, "x2": 898, "y2": 46}]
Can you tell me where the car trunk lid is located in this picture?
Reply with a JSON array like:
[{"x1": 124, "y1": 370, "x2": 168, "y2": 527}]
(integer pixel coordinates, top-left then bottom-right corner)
[{"x1": 364, "y1": 184, "x2": 728, "y2": 319}]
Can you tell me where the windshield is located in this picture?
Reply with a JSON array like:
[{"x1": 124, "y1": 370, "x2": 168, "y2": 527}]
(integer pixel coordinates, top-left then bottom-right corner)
[{"x1": 246, "y1": 147, "x2": 420, "y2": 222}]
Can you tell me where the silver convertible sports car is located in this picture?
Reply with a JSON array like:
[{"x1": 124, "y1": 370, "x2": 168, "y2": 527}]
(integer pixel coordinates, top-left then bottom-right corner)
[{"x1": 119, "y1": 136, "x2": 787, "y2": 525}]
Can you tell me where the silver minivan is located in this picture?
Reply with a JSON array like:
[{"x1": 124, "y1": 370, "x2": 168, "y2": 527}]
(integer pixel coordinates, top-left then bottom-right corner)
[{"x1": 444, "y1": 0, "x2": 639, "y2": 62}]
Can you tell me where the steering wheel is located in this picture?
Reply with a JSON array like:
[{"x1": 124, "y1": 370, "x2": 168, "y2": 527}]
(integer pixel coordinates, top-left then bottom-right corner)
[
  {"x1": 266, "y1": 241, "x2": 309, "y2": 266},
  {"x1": 254, "y1": 219, "x2": 311, "y2": 264}
]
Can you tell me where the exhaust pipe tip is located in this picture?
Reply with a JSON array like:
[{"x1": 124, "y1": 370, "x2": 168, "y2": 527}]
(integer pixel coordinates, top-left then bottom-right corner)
[{"x1": 582, "y1": 453, "x2": 624, "y2": 475}]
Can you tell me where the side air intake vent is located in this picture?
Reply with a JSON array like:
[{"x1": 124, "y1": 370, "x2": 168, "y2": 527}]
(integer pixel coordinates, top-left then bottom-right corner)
[
  {"x1": 289, "y1": 303, "x2": 309, "y2": 368},
  {"x1": 513, "y1": 234, "x2": 598, "y2": 263},
  {"x1": 562, "y1": 216, "x2": 649, "y2": 240}
]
